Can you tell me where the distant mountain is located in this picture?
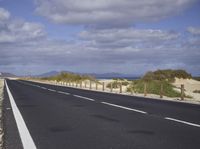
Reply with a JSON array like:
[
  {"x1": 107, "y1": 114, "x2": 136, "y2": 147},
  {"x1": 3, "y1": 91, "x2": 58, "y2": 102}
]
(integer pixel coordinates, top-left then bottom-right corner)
[
  {"x1": 83, "y1": 72, "x2": 139, "y2": 79},
  {"x1": 36, "y1": 71, "x2": 60, "y2": 77},
  {"x1": 36, "y1": 71, "x2": 140, "y2": 80},
  {"x1": 0, "y1": 72, "x2": 16, "y2": 78},
  {"x1": 36, "y1": 70, "x2": 75, "y2": 77}
]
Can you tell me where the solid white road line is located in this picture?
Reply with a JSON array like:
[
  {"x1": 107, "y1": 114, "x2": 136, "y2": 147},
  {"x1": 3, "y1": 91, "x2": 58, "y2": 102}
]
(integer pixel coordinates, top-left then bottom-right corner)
[
  {"x1": 57, "y1": 91, "x2": 70, "y2": 95},
  {"x1": 73, "y1": 95, "x2": 95, "y2": 101},
  {"x1": 5, "y1": 81, "x2": 37, "y2": 149},
  {"x1": 101, "y1": 102, "x2": 147, "y2": 114},
  {"x1": 165, "y1": 117, "x2": 200, "y2": 128}
]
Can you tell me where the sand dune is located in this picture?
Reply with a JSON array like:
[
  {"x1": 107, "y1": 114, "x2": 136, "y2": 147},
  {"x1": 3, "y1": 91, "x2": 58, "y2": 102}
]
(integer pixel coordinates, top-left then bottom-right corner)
[{"x1": 173, "y1": 78, "x2": 200, "y2": 102}]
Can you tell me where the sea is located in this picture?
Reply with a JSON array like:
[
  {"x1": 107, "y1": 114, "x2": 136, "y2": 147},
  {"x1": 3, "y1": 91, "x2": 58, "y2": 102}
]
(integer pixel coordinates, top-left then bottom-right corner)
[{"x1": 96, "y1": 76, "x2": 140, "y2": 80}]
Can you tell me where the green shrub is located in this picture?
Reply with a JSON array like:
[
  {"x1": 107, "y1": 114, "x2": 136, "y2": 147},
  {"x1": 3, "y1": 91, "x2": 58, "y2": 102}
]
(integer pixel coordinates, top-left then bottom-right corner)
[
  {"x1": 142, "y1": 69, "x2": 191, "y2": 82},
  {"x1": 106, "y1": 80, "x2": 129, "y2": 89},
  {"x1": 40, "y1": 72, "x2": 95, "y2": 83},
  {"x1": 127, "y1": 80, "x2": 181, "y2": 97}
]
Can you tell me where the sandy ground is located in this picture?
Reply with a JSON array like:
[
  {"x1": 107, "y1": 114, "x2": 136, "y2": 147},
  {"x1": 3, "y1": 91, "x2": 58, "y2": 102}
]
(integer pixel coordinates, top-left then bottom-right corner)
[
  {"x1": 99, "y1": 79, "x2": 200, "y2": 104},
  {"x1": 0, "y1": 79, "x2": 4, "y2": 148},
  {"x1": 172, "y1": 78, "x2": 200, "y2": 102}
]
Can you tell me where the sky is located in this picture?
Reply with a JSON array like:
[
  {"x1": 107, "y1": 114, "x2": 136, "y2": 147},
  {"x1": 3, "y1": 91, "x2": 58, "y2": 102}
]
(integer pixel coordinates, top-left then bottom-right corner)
[{"x1": 0, "y1": 0, "x2": 200, "y2": 76}]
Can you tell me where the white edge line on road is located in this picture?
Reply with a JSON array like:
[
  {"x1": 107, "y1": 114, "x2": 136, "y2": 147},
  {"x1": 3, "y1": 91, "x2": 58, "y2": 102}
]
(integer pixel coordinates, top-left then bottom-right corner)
[
  {"x1": 101, "y1": 102, "x2": 147, "y2": 114},
  {"x1": 73, "y1": 95, "x2": 95, "y2": 101},
  {"x1": 57, "y1": 91, "x2": 70, "y2": 95},
  {"x1": 165, "y1": 117, "x2": 200, "y2": 128},
  {"x1": 5, "y1": 80, "x2": 37, "y2": 149}
]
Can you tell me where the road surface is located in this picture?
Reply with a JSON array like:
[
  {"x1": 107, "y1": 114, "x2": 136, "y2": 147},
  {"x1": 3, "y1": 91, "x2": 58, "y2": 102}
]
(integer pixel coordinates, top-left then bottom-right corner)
[{"x1": 3, "y1": 79, "x2": 200, "y2": 149}]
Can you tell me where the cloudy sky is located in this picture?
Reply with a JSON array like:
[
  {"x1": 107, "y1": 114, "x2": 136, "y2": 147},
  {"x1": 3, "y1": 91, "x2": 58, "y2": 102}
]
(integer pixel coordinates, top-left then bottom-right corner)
[{"x1": 0, "y1": 0, "x2": 200, "y2": 76}]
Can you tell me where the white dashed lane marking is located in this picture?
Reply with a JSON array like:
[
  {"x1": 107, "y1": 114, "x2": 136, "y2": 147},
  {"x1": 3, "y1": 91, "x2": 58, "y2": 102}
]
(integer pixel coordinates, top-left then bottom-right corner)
[
  {"x1": 101, "y1": 102, "x2": 147, "y2": 114},
  {"x1": 73, "y1": 94, "x2": 95, "y2": 101},
  {"x1": 40, "y1": 87, "x2": 47, "y2": 89},
  {"x1": 57, "y1": 91, "x2": 70, "y2": 95},
  {"x1": 47, "y1": 89, "x2": 56, "y2": 92},
  {"x1": 165, "y1": 117, "x2": 200, "y2": 128}
]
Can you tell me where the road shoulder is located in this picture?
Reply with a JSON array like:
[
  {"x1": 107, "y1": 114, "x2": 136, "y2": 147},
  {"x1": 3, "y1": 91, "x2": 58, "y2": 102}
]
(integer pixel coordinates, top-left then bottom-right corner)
[{"x1": 3, "y1": 80, "x2": 23, "y2": 149}]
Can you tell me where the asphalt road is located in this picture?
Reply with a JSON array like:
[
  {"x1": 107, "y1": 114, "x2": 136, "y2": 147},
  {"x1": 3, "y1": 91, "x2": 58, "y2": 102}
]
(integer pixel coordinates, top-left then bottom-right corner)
[{"x1": 4, "y1": 79, "x2": 200, "y2": 149}]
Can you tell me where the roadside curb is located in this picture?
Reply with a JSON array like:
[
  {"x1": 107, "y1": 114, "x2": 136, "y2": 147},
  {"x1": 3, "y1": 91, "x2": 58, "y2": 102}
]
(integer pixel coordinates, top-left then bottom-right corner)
[{"x1": 0, "y1": 79, "x2": 4, "y2": 149}]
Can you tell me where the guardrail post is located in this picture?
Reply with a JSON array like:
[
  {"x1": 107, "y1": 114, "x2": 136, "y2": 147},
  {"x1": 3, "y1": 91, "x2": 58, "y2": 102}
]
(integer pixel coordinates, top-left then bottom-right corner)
[
  {"x1": 96, "y1": 82, "x2": 98, "y2": 90},
  {"x1": 110, "y1": 83, "x2": 113, "y2": 92},
  {"x1": 160, "y1": 83, "x2": 163, "y2": 98},
  {"x1": 120, "y1": 82, "x2": 122, "y2": 93},
  {"x1": 90, "y1": 80, "x2": 92, "y2": 90},
  {"x1": 80, "y1": 81, "x2": 82, "y2": 88},
  {"x1": 144, "y1": 83, "x2": 147, "y2": 96},
  {"x1": 131, "y1": 88, "x2": 133, "y2": 95},
  {"x1": 181, "y1": 84, "x2": 184, "y2": 100},
  {"x1": 102, "y1": 82, "x2": 105, "y2": 91}
]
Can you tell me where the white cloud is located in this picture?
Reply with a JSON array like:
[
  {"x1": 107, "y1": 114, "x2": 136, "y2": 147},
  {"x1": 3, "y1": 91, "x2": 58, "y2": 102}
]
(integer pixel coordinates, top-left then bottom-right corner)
[
  {"x1": 79, "y1": 28, "x2": 179, "y2": 48},
  {"x1": 0, "y1": 7, "x2": 199, "y2": 75},
  {"x1": 0, "y1": 8, "x2": 10, "y2": 21},
  {"x1": 187, "y1": 27, "x2": 200, "y2": 35},
  {"x1": 0, "y1": 8, "x2": 46, "y2": 43},
  {"x1": 35, "y1": 0, "x2": 196, "y2": 27}
]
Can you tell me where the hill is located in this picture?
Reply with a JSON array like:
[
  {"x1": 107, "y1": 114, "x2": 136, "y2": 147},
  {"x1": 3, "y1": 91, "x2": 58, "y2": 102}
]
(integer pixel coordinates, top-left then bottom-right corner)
[
  {"x1": 36, "y1": 71, "x2": 60, "y2": 77},
  {"x1": 40, "y1": 72, "x2": 95, "y2": 82},
  {"x1": 36, "y1": 71, "x2": 136, "y2": 79},
  {"x1": 0, "y1": 72, "x2": 16, "y2": 78},
  {"x1": 128, "y1": 69, "x2": 192, "y2": 97},
  {"x1": 142, "y1": 69, "x2": 192, "y2": 82}
]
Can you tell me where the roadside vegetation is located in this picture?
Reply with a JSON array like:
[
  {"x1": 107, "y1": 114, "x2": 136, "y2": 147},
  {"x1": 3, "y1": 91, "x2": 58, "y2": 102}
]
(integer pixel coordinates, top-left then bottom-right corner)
[
  {"x1": 40, "y1": 72, "x2": 96, "y2": 83},
  {"x1": 106, "y1": 79, "x2": 129, "y2": 89},
  {"x1": 28, "y1": 69, "x2": 193, "y2": 98},
  {"x1": 127, "y1": 69, "x2": 192, "y2": 97},
  {"x1": 142, "y1": 69, "x2": 192, "y2": 82}
]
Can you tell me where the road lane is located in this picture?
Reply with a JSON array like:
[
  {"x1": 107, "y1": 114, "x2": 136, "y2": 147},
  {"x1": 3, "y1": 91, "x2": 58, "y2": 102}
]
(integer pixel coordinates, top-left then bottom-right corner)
[
  {"x1": 5, "y1": 81, "x2": 36, "y2": 149},
  {"x1": 5, "y1": 79, "x2": 200, "y2": 149},
  {"x1": 21, "y1": 80, "x2": 200, "y2": 125}
]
